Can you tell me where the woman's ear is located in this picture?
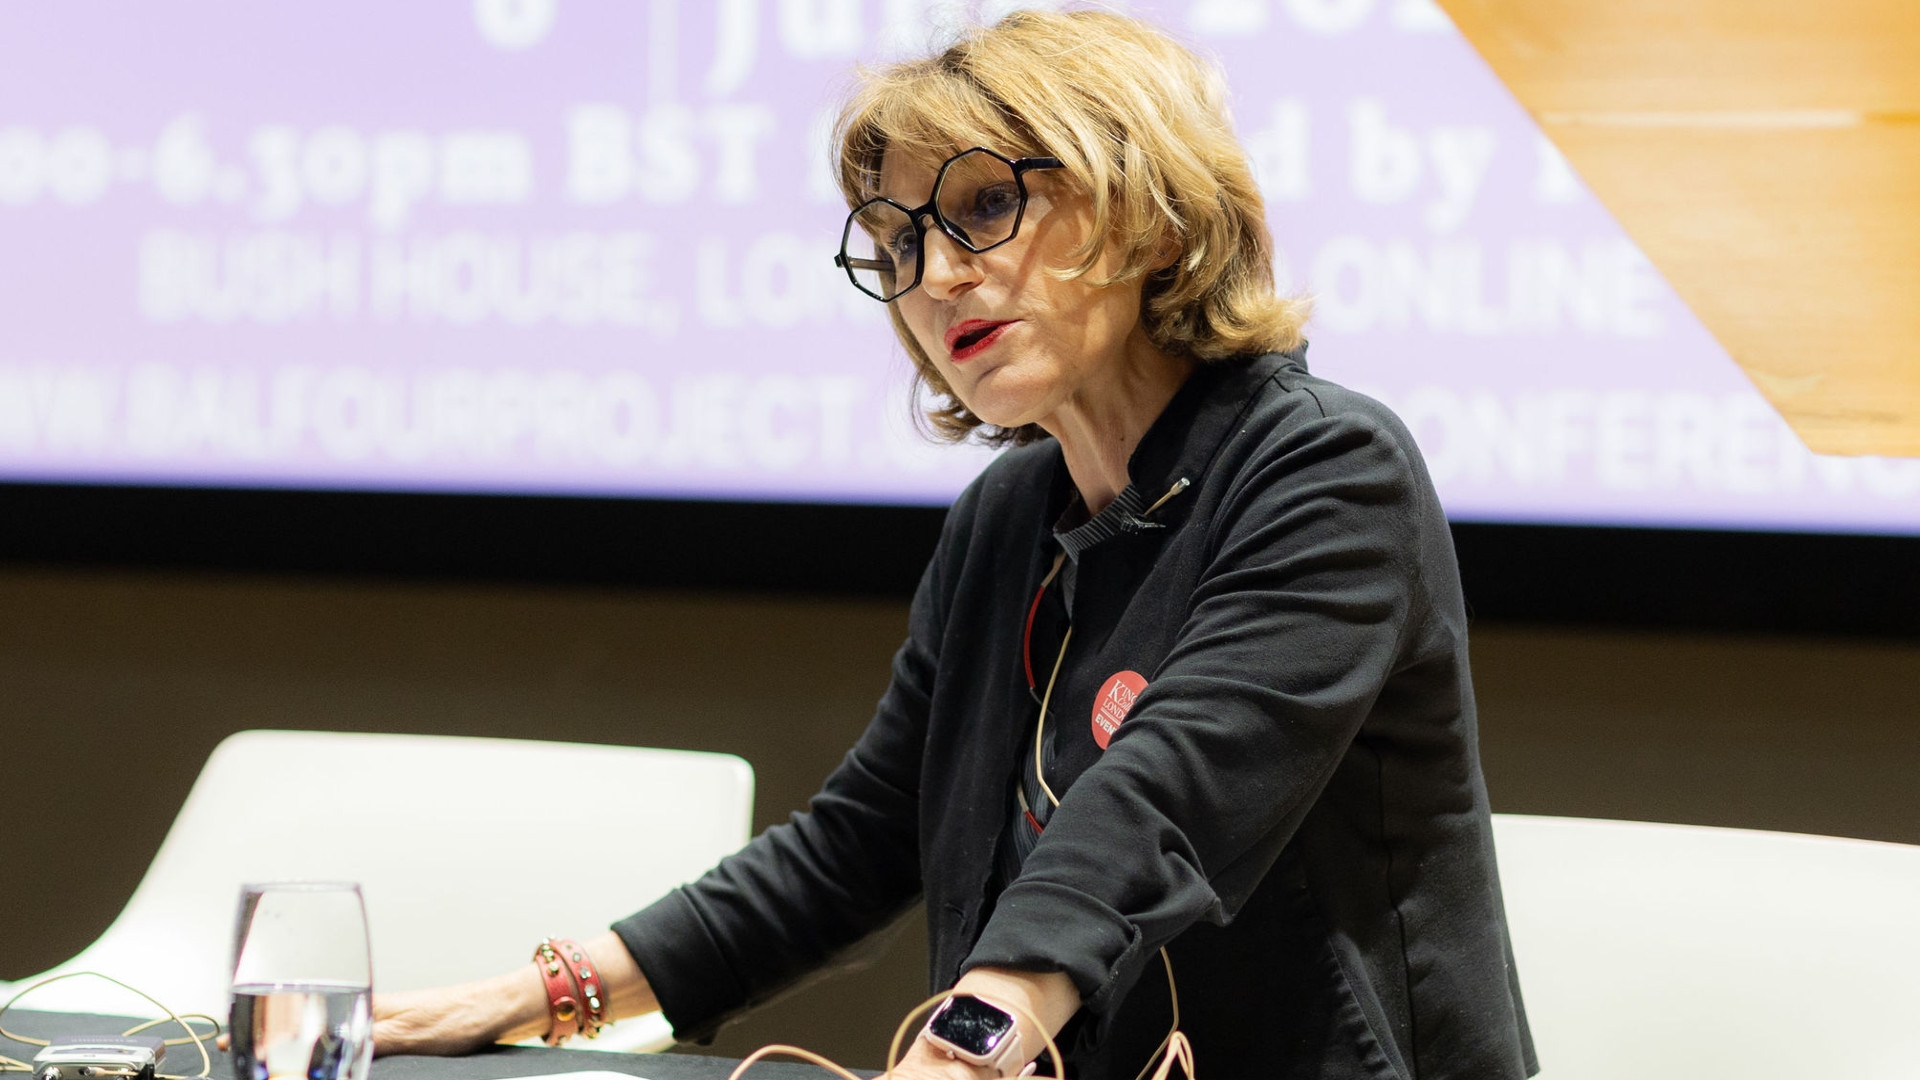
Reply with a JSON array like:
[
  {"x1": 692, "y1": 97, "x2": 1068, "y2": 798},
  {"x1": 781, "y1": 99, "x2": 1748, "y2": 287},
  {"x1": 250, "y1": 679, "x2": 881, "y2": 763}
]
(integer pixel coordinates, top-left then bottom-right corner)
[{"x1": 1149, "y1": 227, "x2": 1181, "y2": 272}]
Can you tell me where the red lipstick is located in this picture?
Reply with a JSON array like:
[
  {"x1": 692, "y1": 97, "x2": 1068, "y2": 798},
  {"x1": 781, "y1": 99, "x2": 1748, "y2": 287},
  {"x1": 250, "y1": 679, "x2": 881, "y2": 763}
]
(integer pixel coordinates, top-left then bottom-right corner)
[{"x1": 945, "y1": 319, "x2": 1013, "y2": 361}]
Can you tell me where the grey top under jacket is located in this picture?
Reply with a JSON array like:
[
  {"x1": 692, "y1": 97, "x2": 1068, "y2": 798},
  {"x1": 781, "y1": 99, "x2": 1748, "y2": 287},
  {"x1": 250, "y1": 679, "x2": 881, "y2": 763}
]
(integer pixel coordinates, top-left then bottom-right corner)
[{"x1": 614, "y1": 347, "x2": 1539, "y2": 1080}]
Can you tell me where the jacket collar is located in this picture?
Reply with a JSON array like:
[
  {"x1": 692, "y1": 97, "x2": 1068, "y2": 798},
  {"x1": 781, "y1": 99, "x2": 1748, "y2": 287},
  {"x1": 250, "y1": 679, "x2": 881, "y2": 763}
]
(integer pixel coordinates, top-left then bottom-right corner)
[
  {"x1": 1100, "y1": 345, "x2": 1308, "y2": 525},
  {"x1": 1040, "y1": 345, "x2": 1308, "y2": 536}
]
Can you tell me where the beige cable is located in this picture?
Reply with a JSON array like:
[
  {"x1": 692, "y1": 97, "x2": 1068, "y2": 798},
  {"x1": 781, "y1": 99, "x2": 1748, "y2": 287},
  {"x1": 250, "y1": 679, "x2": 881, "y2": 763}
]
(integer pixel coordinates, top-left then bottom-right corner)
[
  {"x1": 1032, "y1": 626, "x2": 1190, "y2": 1080},
  {"x1": 0, "y1": 973, "x2": 217, "y2": 1079},
  {"x1": 724, "y1": 989, "x2": 1064, "y2": 1080},
  {"x1": 734, "y1": 478, "x2": 1203, "y2": 1079},
  {"x1": 1032, "y1": 625, "x2": 1073, "y2": 810},
  {"x1": 1142, "y1": 478, "x2": 1190, "y2": 517},
  {"x1": 1033, "y1": 474, "x2": 1196, "y2": 1080}
]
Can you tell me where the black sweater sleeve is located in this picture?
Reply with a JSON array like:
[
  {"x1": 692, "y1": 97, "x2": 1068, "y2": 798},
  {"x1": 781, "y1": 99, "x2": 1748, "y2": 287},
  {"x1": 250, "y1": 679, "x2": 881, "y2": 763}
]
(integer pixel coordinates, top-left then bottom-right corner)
[
  {"x1": 963, "y1": 400, "x2": 1430, "y2": 1014},
  {"x1": 608, "y1": 501, "x2": 962, "y2": 1042}
]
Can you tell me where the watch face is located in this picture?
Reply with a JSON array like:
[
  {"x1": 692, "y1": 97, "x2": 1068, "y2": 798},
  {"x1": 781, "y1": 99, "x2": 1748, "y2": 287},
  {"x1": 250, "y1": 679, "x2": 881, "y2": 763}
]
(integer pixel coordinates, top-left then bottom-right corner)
[{"x1": 931, "y1": 995, "x2": 1016, "y2": 1058}]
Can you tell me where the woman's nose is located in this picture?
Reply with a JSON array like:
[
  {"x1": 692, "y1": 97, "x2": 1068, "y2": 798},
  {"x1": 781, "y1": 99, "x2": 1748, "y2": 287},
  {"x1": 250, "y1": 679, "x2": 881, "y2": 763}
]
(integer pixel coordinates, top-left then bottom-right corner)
[{"x1": 916, "y1": 226, "x2": 981, "y2": 300}]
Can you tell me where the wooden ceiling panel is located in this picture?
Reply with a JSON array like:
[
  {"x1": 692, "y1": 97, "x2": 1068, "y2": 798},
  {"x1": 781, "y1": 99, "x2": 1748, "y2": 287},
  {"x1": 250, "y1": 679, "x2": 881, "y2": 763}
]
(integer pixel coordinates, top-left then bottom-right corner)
[
  {"x1": 1440, "y1": 0, "x2": 1920, "y2": 113},
  {"x1": 1439, "y1": 0, "x2": 1920, "y2": 456}
]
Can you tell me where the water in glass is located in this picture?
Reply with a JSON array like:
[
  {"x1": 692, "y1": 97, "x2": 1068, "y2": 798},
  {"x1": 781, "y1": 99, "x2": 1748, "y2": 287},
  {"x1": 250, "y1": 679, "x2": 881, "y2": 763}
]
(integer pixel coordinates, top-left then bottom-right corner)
[
  {"x1": 230, "y1": 984, "x2": 372, "y2": 1080},
  {"x1": 229, "y1": 883, "x2": 374, "y2": 1080}
]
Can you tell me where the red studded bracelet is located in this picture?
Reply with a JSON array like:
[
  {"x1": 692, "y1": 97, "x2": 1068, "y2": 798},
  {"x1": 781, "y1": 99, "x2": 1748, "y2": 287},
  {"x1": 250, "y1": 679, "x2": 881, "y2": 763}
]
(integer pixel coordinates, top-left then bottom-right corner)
[{"x1": 532, "y1": 937, "x2": 606, "y2": 1045}]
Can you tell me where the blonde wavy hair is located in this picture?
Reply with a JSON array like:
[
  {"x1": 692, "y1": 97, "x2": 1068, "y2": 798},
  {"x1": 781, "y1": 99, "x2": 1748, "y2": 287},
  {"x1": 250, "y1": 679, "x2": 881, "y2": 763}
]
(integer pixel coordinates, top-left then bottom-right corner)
[{"x1": 834, "y1": 8, "x2": 1309, "y2": 445}]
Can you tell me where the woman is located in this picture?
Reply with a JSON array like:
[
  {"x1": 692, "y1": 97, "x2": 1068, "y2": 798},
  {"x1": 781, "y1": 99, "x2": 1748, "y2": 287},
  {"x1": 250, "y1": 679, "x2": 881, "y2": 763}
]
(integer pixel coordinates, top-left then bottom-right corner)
[{"x1": 377, "y1": 11, "x2": 1536, "y2": 1079}]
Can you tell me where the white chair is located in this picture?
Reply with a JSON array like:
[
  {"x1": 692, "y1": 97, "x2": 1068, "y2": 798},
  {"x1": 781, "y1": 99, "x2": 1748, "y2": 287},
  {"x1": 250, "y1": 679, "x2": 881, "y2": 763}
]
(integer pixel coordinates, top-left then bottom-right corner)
[
  {"x1": 0, "y1": 730, "x2": 754, "y2": 1053},
  {"x1": 1492, "y1": 813, "x2": 1920, "y2": 1080}
]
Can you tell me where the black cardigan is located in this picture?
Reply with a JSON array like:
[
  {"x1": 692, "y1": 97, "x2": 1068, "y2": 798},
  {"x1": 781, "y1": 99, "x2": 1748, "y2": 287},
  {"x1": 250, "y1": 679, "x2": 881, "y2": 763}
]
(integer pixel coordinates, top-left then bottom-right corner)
[{"x1": 615, "y1": 348, "x2": 1538, "y2": 1080}]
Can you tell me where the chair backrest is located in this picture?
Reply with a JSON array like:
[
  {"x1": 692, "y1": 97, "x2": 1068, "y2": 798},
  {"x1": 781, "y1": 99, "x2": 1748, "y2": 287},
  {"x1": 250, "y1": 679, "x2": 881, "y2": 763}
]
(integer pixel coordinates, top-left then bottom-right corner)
[
  {"x1": 1492, "y1": 814, "x2": 1920, "y2": 1080},
  {"x1": 8, "y1": 730, "x2": 752, "y2": 1036}
]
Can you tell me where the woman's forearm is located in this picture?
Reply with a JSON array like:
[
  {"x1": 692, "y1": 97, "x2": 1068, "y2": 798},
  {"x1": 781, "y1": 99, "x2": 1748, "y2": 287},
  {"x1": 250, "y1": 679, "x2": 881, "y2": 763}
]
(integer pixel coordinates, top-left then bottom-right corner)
[
  {"x1": 481, "y1": 962, "x2": 557, "y2": 1044},
  {"x1": 371, "y1": 931, "x2": 660, "y2": 1055},
  {"x1": 583, "y1": 929, "x2": 662, "y2": 1022},
  {"x1": 505, "y1": 931, "x2": 662, "y2": 1040}
]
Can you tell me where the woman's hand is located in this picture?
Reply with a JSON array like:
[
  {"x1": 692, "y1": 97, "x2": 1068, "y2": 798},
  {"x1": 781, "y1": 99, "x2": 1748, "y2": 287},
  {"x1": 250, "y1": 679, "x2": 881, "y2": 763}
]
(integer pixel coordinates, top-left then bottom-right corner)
[
  {"x1": 886, "y1": 1035, "x2": 1029, "y2": 1079},
  {"x1": 372, "y1": 965, "x2": 551, "y2": 1057},
  {"x1": 369, "y1": 931, "x2": 659, "y2": 1057},
  {"x1": 882, "y1": 1048, "x2": 1002, "y2": 1080}
]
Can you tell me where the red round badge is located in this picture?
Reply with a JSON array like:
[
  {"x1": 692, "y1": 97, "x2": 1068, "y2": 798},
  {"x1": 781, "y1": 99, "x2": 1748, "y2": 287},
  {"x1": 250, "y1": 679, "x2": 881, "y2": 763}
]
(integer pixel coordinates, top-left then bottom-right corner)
[{"x1": 1091, "y1": 670, "x2": 1149, "y2": 749}]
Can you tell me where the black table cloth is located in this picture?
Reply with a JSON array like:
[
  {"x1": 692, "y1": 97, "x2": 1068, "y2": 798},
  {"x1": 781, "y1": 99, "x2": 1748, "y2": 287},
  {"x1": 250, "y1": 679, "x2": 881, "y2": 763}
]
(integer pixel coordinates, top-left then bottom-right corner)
[{"x1": 0, "y1": 1011, "x2": 867, "y2": 1080}]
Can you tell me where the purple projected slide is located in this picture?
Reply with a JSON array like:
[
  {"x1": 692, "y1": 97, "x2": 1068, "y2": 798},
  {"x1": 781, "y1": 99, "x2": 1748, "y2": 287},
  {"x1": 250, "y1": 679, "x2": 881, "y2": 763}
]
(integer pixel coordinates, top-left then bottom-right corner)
[{"x1": 2, "y1": 1, "x2": 1916, "y2": 532}]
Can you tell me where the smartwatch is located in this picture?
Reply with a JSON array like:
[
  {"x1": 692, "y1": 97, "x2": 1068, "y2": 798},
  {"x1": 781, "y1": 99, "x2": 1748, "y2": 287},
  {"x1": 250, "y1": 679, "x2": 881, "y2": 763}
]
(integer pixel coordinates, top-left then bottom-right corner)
[{"x1": 920, "y1": 993, "x2": 1028, "y2": 1075}]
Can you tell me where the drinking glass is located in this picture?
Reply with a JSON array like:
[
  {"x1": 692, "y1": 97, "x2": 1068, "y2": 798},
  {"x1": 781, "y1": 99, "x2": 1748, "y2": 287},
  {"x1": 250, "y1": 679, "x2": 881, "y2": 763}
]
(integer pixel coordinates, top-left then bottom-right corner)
[{"x1": 229, "y1": 883, "x2": 374, "y2": 1080}]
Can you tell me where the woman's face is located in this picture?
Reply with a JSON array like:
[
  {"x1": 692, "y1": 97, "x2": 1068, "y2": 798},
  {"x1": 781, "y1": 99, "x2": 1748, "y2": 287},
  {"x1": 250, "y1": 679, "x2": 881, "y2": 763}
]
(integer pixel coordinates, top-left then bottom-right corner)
[{"x1": 877, "y1": 148, "x2": 1154, "y2": 433}]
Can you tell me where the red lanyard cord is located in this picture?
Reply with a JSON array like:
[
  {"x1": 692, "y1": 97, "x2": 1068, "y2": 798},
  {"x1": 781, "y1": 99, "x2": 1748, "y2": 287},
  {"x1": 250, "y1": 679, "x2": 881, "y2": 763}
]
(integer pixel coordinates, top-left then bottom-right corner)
[{"x1": 1022, "y1": 550, "x2": 1070, "y2": 693}]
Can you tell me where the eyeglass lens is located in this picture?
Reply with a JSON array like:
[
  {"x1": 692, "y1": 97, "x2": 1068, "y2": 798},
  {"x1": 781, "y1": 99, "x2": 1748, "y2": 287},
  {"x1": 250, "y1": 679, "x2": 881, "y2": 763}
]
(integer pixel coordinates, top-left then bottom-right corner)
[{"x1": 840, "y1": 149, "x2": 1030, "y2": 302}]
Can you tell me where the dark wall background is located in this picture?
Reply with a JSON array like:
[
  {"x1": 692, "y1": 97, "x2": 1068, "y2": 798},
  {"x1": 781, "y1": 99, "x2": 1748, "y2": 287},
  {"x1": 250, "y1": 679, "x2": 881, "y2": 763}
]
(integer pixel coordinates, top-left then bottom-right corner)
[{"x1": 3, "y1": 561, "x2": 1917, "y2": 1064}]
